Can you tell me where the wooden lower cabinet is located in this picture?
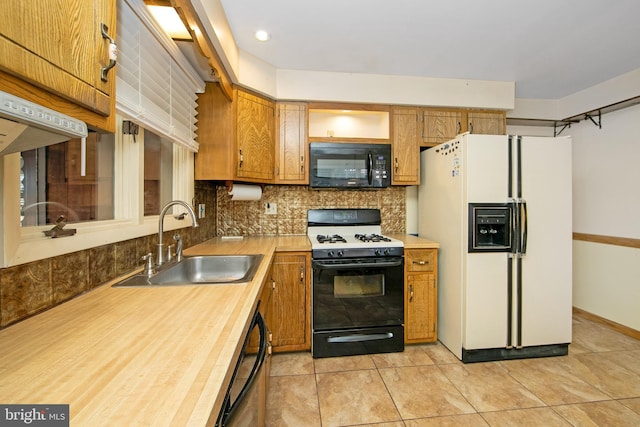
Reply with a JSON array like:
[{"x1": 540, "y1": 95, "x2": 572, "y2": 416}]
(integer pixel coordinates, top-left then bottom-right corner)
[
  {"x1": 267, "y1": 252, "x2": 311, "y2": 352},
  {"x1": 404, "y1": 249, "x2": 438, "y2": 343}
]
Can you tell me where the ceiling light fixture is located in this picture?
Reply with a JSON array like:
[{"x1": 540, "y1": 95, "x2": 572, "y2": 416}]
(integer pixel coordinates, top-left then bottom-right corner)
[
  {"x1": 255, "y1": 30, "x2": 271, "y2": 42},
  {"x1": 147, "y1": 5, "x2": 191, "y2": 40}
]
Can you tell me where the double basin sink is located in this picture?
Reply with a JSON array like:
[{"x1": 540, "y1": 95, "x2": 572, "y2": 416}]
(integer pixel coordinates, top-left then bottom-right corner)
[{"x1": 113, "y1": 254, "x2": 263, "y2": 287}]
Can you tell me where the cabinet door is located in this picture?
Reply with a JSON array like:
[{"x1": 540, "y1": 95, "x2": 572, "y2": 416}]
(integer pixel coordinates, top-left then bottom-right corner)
[
  {"x1": 275, "y1": 103, "x2": 308, "y2": 184},
  {"x1": 468, "y1": 111, "x2": 506, "y2": 135},
  {"x1": 269, "y1": 253, "x2": 310, "y2": 351},
  {"x1": 236, "y1": 90, "x2": 275, "y2": 181},
  {"x1": 195, "y1": 83, "x2": 234, "y2": 180},
  {"x1": 391, "y1": 107, "x2": 420, "y2": 185},
  {"x1": 422, "y1": 110, "x2": 463, "y2": 146},
  {"x1": 0, "y1": 0, "x2": 115, "y2": 115},
  {"x1": 405, "y1": 273, "x2": 437, "y2": 343}
]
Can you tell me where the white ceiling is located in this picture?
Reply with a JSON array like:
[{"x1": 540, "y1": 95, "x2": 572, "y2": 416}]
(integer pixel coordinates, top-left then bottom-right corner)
[{"x1": 218, "y1": 0, "x2": 640, "y2": 100}]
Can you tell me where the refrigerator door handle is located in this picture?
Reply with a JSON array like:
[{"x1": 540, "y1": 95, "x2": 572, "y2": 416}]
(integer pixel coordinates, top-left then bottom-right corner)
[
  {"x1": 519, "y1": 200, "x2": 528, "y2": 255},
  {"x1": 508, "y1": 199, "x2": 519, "y2": 253}
]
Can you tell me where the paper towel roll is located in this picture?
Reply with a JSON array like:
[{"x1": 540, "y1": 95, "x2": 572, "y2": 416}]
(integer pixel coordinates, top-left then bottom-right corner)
[{"x1": 228, "y1": 184, "x2": 262, "y2": 201}]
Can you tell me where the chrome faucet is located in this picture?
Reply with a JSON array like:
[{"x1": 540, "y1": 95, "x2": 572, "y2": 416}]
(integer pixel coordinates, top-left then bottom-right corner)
[
  {"x1": 173, "y1": 232, "x2": 183, "y2": 262},
  {"x1": 157, "y1": 200, "x2": 199, "y2": 266}
]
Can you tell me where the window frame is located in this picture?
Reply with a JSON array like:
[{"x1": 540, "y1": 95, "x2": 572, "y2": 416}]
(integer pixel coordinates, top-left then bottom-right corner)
[{"x1": 0, "y1": 114, "x2": 195, "y2": 268}]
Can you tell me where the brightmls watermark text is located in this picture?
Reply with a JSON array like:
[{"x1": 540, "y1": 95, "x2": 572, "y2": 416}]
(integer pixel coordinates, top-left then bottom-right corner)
[{"x1": 0, "y1": 405, "x2": 69, "y2": 426}]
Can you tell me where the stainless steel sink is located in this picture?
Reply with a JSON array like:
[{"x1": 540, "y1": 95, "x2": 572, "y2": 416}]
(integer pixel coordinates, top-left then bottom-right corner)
[{"x1": 113, "y1": 254, "x2": 263, "y2": 287}]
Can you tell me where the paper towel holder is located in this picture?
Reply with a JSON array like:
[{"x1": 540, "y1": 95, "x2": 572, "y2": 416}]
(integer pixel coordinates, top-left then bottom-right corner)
[{"x1": 225, "y1": 180, "x2": 266, "y2": 193}]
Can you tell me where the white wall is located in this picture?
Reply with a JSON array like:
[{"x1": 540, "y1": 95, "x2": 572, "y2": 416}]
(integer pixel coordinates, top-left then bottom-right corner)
[{"x1": 568, "y1": 103, "x2": 640, "y2": 330}]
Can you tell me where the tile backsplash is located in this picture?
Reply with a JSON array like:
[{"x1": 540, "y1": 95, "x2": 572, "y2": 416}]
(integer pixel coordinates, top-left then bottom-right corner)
[
  {"x1": 217, "y1": 185, "x2": 406, "y2": 236},
  {"x1": 0, "y1": 182, "x2": 407, "y2": 328},
  {"x1": 0, "y1": 181, "x2": 217, "y2": 328}
]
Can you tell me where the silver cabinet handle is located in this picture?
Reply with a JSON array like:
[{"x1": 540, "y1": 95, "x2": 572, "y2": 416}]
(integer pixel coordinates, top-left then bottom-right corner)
[{"x1": 100, "y1": 23, "x2": 117, "y2": 82}]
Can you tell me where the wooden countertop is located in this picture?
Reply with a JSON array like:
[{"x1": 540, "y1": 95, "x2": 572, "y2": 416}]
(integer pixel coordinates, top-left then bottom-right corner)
[
  {"x1": 0, "y1": 236, "x2": 309, "y2": 426},
  {"x1": 0, "y1": 234, "x2": 437, "y2": 426}
]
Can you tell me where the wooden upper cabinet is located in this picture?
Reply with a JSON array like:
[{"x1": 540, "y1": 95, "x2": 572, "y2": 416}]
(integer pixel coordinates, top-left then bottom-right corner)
[
  {"x1": 275, "y1": 103, "x2": 308, "y2": 184},
  {"x1": 421, "y1": 109, "x2": 463, "y2": 147},
  {"x1": 421, "y1": 109, "x2": 506, "y2": 147},
  {"x1": 235, "y1": 89, "x2": 275, "y2": 181},
  {"x1": 391, "y1": 107, "x2": 420, "y2": 185},
  {"x1": 195, "y1": 84, "x2": 276, "y2": 183},
  {"x1": 195, "y1": 83, "x2": 234, "y2": 180},
  {"x1": 467, "y1": 111, "x2": 506, "y2": 135},
  {"x1": 0, "y1": 0, "x2": 116, "y2": 123}
]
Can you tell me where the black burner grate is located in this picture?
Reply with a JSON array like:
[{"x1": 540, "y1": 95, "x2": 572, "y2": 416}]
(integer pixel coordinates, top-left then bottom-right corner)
[{"x1": 316, "y1": 234, "x2": 347, "y2": 244}]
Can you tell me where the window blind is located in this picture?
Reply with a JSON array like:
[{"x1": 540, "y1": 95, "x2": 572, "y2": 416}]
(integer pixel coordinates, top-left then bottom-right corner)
[{"x1": 116, "y1": 0, "x2": 204, "y2": 152}]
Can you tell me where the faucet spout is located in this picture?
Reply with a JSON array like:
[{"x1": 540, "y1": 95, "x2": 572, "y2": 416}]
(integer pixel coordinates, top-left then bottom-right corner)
[{"x1": 157, "y1": 200, "x2": 199, "y2": 266}]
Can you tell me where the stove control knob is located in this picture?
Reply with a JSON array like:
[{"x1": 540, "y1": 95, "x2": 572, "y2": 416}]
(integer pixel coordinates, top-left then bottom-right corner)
[
  {"x1": 337, "y1": 250, "x2": 344, "y2": 257},
  {"x1": 384, "y1": 248, "x2": 391, "y2": 255},
  {"x1": 374, "y1": 249, "x2": 382, "y2": 256},
  {"x1": 327, "y1": 250, "x2": 335, "y2": 257}
]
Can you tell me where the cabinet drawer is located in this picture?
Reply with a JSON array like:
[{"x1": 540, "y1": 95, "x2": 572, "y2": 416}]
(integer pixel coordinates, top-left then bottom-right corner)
[{"x1": 406, "y1": 250, "x2": 435, "y2": 272}]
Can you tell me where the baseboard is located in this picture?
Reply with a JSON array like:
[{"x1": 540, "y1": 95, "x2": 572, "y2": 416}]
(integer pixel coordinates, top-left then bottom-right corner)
[{"x1": 573, "y1": 307, "x2": 640, "y2": 340}]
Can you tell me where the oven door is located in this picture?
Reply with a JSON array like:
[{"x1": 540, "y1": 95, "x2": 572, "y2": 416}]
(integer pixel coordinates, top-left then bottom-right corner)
[{"x1": 312, "y1": 257, "x2": 404, "y2": 357}]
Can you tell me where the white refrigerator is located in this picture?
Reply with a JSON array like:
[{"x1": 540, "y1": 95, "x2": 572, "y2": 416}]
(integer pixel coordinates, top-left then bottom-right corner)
[{"x1": 419, "y1": 133, "x2": 572, "y2": 363}]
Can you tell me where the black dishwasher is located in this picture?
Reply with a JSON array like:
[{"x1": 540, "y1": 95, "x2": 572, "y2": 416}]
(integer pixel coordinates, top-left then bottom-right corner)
[{"x1": 215, "y1": 306, "x2": 268, "y2": 426}]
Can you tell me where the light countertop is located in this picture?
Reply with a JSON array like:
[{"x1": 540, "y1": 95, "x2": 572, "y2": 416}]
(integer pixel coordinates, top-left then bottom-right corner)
[{"x1": 0, "y1": 234, "x2": 435, "y2": 426}]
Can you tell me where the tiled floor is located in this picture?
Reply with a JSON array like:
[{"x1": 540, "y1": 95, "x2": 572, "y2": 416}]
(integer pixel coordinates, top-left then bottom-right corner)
[{"x1": 266, "y1": 314, "x2": 640, "y2": 426}]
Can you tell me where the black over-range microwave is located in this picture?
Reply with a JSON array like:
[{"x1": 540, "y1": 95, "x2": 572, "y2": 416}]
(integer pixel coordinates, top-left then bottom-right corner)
[{"x1": 309, "y1": 142, "x2": 391, "y2": 188}]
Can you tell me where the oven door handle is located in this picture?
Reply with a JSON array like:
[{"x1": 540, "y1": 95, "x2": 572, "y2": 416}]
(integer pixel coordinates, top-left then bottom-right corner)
[
  {"x1": 312, "y1": 259, "x2": 403, "y2": 270},
  {"x1": 328, "y1": 332, "x2": 394, "y2": 343}
]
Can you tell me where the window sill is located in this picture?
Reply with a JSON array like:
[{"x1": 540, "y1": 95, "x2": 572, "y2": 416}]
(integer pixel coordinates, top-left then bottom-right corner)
[{"x1": 5, "y1": 216, "x2": 195, "y2": 267}]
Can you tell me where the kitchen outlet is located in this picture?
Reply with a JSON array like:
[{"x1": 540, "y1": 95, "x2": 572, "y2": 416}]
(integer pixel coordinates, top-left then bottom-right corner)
[
  {"x1": 264, "y1": 202, "x2": 277, "y2": 215},
  {"x1": 198, "y1": 204, "x2": 205, "y2": 219}
]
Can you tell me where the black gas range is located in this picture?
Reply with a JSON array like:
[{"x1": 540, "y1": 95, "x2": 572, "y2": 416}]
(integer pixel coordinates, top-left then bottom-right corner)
[{"x1": 307, "y1": 209, "x2": 405, "y2": 358}]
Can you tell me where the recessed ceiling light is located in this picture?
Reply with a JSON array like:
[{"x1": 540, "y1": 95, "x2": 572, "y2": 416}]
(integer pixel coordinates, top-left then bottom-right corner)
[{"x1": 255, "y1": 30, "x2": 271, "y2": 42}]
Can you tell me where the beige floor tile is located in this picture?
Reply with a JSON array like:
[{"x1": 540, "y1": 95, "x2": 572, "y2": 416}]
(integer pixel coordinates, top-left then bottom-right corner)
[
  {"x1": 499, "y1": 356, "x2": 610, "y2": 405},
  {"x1": 270, "y1": 351, "x2": 315, "y2": 376},
  {"x1": 379, "y1": 365, "x2": 476, "y2": 419},
  {"x1": 404, "y1": 413, "x2": 489, "y2": 427},
  {"x1": 313, "y1": 354, "x2": 376, "y2": 373},
  {"x1": 553, "y1": 400, "x2": 640, "y2": 427},
  {"x1": 571, "y1": 319, "x2": 640, "y2": 353},
  {"x1": 438, "y1": 362, "x2": 545, "y2": 412},
  {"x1": 480, "y1": 407, "x2": 572, "y2": 426},
  {"x1": 572, "y1": 351, "x2": 640, "y2": 398},
  {"x1": 371, "y1": 345, "x2": 435, "y2": 368},
  {"x1": 603, "y1": 349, "x2": 640, "y2": 375},
  {"x1": 316, "y1": 370, "x2": 401, "y2": 426},
  {"x1": 265, "y1": 314, "x2": 639, "y2": 426},
  {"x1": 418, "y1": 342, "x2": 460, "y2": 365},
  {"x1": 353, "y1": 423, "x2": 406, "y2": 427},
  {"x1": 266, "y1": 374, "x2": 321, "y2": 427},
  {"x1": 619, "y1": 397, "x2": 640, "y2": 415}
]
